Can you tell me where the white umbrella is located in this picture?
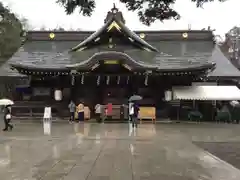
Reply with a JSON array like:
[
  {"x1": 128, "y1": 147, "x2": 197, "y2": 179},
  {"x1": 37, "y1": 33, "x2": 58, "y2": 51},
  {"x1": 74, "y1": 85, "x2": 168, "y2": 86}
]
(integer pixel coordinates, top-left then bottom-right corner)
[
  {"x1": 129, "y1": 95, "x2": 142, "y2": 101},
  {"x1": 0, "y1": 99, "x2": 14, "y2": 106},
  {"x1": 230, "y1": 100, "x2": 240, "y2": 107}
]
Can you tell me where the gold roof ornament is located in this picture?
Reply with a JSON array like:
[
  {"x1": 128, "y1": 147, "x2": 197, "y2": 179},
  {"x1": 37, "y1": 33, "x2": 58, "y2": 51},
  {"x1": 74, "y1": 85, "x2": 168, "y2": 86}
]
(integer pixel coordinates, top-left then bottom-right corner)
[
  {"x1": 104, "y1": 60, "x2": 119, "y2": 64},
  {"x1": 182, "y1": 32, "x2": 188, "y2": 38},
  {"x1": 107, "y1": 21, "x2": 121, "y2": 32},
  {"x1": 49, "y1": 33, "x2": 55, "y2": 39},
  {"x1": 139, "y1": 33, "x2": 145, "y2": 39}
]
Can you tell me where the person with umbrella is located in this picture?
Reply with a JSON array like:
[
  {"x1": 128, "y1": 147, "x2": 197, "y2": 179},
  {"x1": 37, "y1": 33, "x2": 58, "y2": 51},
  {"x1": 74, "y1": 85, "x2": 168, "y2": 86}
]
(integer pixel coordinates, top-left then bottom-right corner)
[
  {"x1": 0, "y1": 99, "x2": 14, "y2": 131},
  {"x1": 131, "y1": 102, "x2": 140, "y2": 128},
  {"x1": 3, "y1": 105, "x2": 13, "y2": 131},
  {"x1": 128, "y1": 95, "x2": 142, "y2": 128}
]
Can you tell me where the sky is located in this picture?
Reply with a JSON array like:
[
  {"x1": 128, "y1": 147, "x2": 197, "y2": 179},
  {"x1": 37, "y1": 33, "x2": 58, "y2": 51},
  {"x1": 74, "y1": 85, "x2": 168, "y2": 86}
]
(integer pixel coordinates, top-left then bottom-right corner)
[{"x1": 1, "y1": 0, "x2": 240, "y2": 38}]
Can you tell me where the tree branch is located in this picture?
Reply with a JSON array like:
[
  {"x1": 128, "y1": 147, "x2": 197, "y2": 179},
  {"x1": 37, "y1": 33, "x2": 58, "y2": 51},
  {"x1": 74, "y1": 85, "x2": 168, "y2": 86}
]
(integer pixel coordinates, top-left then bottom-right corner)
[{"x1": 56, "y1": 0, "x2": 225, "y2": 25}]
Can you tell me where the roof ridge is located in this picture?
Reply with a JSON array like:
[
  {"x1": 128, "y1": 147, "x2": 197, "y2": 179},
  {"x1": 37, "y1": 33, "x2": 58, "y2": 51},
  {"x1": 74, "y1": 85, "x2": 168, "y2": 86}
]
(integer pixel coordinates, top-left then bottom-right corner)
[{"x1": 70, "y1": 15, "x2": 158, "y2": 52}]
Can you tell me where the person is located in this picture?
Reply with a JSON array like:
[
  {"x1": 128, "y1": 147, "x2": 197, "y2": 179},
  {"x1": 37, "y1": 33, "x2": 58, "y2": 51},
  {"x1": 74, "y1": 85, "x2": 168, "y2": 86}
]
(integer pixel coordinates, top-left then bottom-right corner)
[
  {"x1": 106, "y1": 103, "x2": 112, "y2": 121},
  {"x1": 95, "y1": 103, "x2": 102, "y2": 123},
  {"x1": 132, "y1": 102, "x2": 139, "y2": 128},
  {"x1": 3, "y1": 105, "x2": 13, "y2": 131},
  {"x1": 129, "y1": 102, "x2": 134, "y2": 122},
  {"x1": 120, "y1": 104, "x2": 125, "y2": 120},
  {"x1": 77, "y1": 102, "x2": 85, "y2": 122},
  {"x1": 68, "y1": 101, "x2": 76, "y2": 123},
  {"x1": 221, "y1": 104, "x2": 231, "y2": 123}
]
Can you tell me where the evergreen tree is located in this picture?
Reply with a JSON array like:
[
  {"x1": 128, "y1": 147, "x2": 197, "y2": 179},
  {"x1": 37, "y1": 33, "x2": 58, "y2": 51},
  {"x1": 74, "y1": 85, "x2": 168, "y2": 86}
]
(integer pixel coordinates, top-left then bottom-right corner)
[{"x1": 0, "y1": 2, "x2": 25, "y2": 61}]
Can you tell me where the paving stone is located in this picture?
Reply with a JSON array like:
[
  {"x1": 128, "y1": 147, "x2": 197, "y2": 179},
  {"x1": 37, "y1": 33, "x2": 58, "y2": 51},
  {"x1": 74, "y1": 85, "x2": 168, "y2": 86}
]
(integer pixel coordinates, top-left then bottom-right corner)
[{"x1": 0, "y1": 123, "x2": 239, "y2": 179}]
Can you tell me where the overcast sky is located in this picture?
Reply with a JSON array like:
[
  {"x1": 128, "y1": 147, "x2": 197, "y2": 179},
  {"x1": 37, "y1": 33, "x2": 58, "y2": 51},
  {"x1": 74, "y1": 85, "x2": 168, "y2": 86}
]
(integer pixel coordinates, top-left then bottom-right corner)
[{"x1": 2, "y1": 0, "x2": 239, "y2": 38}]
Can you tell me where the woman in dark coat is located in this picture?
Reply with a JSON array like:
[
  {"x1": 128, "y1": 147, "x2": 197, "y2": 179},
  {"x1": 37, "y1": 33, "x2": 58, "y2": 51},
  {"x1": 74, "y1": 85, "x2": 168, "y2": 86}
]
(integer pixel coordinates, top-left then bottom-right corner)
[{"x1": 3, "y1": 105, "x2": 13, "y2": 131}]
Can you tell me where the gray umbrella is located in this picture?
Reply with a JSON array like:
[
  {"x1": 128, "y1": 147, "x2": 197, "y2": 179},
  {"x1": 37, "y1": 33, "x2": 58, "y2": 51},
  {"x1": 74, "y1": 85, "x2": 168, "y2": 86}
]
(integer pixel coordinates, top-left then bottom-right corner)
[{"x1": 129, "y1": 95, "x2": 142, "y2": 101}]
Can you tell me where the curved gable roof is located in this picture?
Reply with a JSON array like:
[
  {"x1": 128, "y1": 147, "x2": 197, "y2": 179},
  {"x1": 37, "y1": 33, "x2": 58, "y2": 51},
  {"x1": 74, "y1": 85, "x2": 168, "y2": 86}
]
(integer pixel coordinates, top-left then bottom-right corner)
[{"x1": 70, "y1": 15, "x2": 158, "y2": 52}]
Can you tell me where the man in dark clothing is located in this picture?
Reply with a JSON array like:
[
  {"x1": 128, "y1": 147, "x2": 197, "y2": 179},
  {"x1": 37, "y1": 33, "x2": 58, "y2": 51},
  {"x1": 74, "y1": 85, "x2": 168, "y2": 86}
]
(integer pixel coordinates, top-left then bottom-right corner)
[
  {"x1": 132, "y1": 103, "x2": 139, "y2": 128},
  {"x1": 3, "y1": 105, "x2": 13, "y2": 131}
]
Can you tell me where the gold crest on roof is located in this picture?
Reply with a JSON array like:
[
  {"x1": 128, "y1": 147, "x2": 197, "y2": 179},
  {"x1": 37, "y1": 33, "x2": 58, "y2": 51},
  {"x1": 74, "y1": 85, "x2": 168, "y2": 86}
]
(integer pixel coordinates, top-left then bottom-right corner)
[
  {"x1": 107, "y1": 21, "x2": 121, "y2": 32},
  {"x1": 139, "y1": 33, "x2": 145, "y2": 39},
  {"x1": 182, "y1": 32, "x2": 188, "y2": 38},
  {"x1": 49, "y1": 33, "x2": 55, "y2": 39}
]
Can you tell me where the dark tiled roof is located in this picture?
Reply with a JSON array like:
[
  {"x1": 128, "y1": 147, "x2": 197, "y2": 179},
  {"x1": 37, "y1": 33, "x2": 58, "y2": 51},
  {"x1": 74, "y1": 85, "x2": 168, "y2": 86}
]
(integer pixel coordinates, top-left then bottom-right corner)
[
  {"x1": 0, "y1": 61, "x2": 24, "y2": 77},
  {"x1": 7, "y1": 40, "x2": 216, "y2": 73},
  {"x1": 9, "y1": 41, "x2": 75, "y2": 70},
  {"x1": 208, "y1": 46, "x2": 240, "y2": 77}
]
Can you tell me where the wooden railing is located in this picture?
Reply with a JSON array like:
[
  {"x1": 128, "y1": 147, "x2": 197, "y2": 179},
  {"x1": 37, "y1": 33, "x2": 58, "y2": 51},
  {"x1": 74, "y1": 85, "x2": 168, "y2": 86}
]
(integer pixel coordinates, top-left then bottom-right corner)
[{"x1": 12, "y1": 101, "x2": 69, "y2": 118}]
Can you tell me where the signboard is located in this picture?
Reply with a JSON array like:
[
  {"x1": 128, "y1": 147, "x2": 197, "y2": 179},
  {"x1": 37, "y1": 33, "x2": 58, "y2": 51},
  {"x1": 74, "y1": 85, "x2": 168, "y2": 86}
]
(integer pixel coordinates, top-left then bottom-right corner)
[
  {"x1": 33, "y1": 88, "x2": 51, "y2": 96},
  {"x1": 43, "y1": 121, "x2": 51, "y2": 135},
  {"x1": 43, "y1": 107, "x2": 51, "y2": 119},
  {"x1": 16, "y1": 78, "x2": 31, "y2": 87},
  {"x1": 43, "y1": 107, "x2": 51, "y2": 135},
  {"x1": 104, "y1": 60, "x2": 119, "y2": 64}
]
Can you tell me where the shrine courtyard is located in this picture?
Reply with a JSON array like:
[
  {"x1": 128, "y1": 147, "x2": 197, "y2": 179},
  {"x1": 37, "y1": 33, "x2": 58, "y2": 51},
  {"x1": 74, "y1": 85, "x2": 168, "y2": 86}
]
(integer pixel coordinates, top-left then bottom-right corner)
[{"x1": 1, "y1": 122, "x2": 240, "y2": 179}]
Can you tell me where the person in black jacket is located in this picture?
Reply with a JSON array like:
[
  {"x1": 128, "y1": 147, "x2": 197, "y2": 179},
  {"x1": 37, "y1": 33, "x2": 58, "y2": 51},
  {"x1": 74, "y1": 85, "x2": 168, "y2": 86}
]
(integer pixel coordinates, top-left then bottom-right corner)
[
  {"x1": 132, "y1": 103, "x2": 140, "y2": 128},
  {"x1": 3, "y1": 105, "x2": 13, "y2": 131}
]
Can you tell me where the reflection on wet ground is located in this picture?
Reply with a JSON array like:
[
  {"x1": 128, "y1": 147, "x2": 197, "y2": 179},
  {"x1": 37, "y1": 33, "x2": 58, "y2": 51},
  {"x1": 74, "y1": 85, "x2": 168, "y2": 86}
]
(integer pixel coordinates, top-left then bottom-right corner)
[
  {"x1": 0, "y1": 122, "x2": 240, "y2": 179},
  {"x1": 194, "y1": 142, "x2": 240, "y2": 170}
]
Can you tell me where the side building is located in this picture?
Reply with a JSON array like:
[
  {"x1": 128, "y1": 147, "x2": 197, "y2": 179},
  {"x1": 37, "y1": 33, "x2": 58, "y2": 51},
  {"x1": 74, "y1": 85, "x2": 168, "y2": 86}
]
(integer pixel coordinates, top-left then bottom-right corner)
[{"x1": 1, "y1": 6, "x2": 240, "y2": 120}]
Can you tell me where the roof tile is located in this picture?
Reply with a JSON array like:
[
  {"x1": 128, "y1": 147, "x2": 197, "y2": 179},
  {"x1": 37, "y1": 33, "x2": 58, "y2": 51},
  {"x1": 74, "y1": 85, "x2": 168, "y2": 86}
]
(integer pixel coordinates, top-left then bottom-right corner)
[{"x1": 3, "y1": 38, "x2": 239, "y2": 77}]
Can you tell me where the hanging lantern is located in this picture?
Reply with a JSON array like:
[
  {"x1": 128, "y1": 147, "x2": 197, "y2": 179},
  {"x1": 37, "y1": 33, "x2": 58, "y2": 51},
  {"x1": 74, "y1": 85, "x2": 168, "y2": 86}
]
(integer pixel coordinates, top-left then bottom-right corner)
[
  {"x1": 117, "y1": 76, "x2": 120, "y2": 85},
  {"x1": 71, "y1": 75, "x2": 75, "y2": 86},
  {"x1": 106, "y1": 75, "x2": 110, "y2": 85},
  {"x1": 164, "y1": 90, "x2": 172, "y2": 101},
  {"x1": 144, "y1": 74, "x2": 148, "y2": 86},
  {"x1": 54, "y1": 89, "x2": 62, "y2": 101},
  {"x1": 81, "y1": 74, "x2": 84, "y2": 84}
]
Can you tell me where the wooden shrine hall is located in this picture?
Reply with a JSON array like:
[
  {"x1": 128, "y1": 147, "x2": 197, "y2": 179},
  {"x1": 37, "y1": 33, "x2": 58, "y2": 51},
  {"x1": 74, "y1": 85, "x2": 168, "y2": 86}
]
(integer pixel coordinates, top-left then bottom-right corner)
[{"x1": 1, "y1": 5, "x2": 240, "y2": 120}]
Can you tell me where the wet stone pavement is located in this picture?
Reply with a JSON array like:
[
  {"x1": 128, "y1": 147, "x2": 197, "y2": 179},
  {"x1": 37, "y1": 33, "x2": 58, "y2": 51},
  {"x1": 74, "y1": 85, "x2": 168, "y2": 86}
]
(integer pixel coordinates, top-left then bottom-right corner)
[{"x1": 1, "y1": 122, "x2": 240, "y2": 179}]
